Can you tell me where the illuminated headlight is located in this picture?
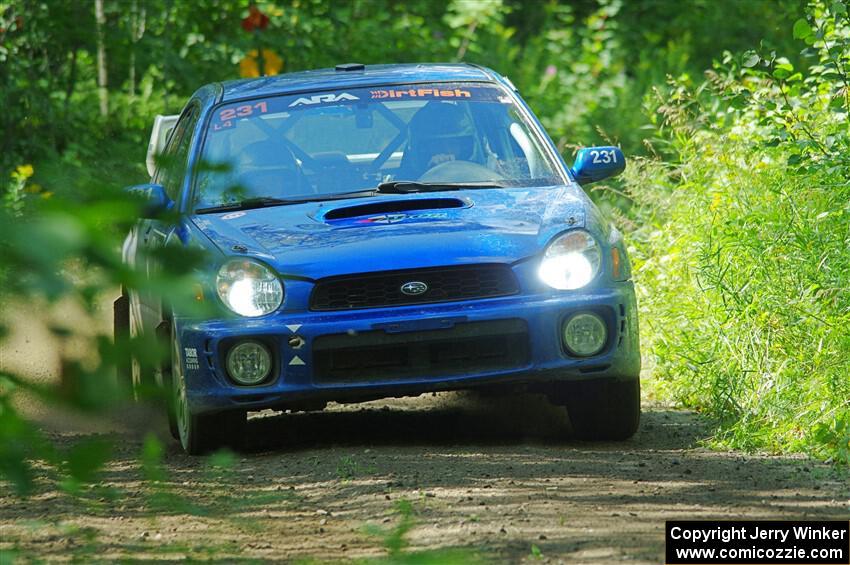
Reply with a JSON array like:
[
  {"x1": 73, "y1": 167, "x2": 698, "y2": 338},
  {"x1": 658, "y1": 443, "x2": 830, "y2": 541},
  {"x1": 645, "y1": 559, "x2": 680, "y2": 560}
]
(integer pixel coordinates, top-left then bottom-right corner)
[
  {"x1": 226, "y1": 340, "x2": 272, "y2": 385},
  {"x1": 216, "y1": 259, "x2": 283, "y2": 317},
  {"x1": 563, "y1": 312, "x2": 607, "y2": 357},
  {"x1": 538, "y1": 230, "x2": 601, "y2": 290}
]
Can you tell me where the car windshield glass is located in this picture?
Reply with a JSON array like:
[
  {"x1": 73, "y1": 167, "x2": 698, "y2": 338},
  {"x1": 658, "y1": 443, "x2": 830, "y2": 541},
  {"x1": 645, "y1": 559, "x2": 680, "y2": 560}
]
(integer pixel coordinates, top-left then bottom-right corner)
[{"x1": 193, "y1": 82, "x2": 565, "y2": 209}]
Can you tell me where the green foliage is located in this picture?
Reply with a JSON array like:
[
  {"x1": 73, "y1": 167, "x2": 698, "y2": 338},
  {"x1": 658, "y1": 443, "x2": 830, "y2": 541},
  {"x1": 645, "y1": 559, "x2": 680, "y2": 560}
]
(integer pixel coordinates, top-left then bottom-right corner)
[
  {"x1": 0, "y1": 0, "x2": 807, "y2": 180},
  {"x1": 628, "y1": 0, "x2": 850, "y2": 463},
  {"x1": 349, "y1": 499, "x2": 483, "y2": 564},
  {"x1": 0, "y1": 395, "x2": 50, "y2": 496},
  {"x1": 0, "y1": 133, "x2": 213, "y2": 496},
  {"x1": 366, "y1": 500, "x2": 416, "y2": 557},
  {"x1": 530, "y1": 544, "x2": 544, "y2": 560},
  {"x1": 293, "y1": 499, "x2": 484, "y2": 564},
  {"x1": 63, "y1": 437, "x2": 112, "y2": 487},
  {"x1": 0, "y1": 0, "x2": 845, "y2": 526}
]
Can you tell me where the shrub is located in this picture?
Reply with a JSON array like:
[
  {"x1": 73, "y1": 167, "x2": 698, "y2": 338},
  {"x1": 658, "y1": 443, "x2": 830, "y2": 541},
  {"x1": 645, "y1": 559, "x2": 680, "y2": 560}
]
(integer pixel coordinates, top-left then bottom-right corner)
[{"x1": 628, "y1": 0, "x2": 850, "y2": 462}]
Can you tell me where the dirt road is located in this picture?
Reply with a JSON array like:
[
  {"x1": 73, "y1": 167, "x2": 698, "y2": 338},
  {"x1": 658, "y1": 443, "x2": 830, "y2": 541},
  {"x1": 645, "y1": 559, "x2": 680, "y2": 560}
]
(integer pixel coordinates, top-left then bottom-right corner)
[
  {"x1": 1, "y1": 307, "x2": 848, "y2": 563},
  {"x1": 1, "y1": 394, "x2": 848, "y2": 563}
]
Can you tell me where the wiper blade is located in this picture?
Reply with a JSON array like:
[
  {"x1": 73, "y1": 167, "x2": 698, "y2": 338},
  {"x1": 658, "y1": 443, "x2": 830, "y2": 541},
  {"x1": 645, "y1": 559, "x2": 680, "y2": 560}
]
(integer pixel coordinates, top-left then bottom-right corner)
[
  {"x1": 195, "y1": 197, "x2": 290, "y2": 214},
  {"x1": 195, "y1": 190, "x2": 378, "y2": 214},
  {"x1": 376, "y1": 181, "x2": 506, "y2": 194}
]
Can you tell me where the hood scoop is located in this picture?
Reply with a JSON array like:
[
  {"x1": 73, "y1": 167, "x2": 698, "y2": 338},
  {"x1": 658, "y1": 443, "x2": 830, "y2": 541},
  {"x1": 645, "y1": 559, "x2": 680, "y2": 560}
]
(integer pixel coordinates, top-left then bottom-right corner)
[{"x1": 322, "y1": 197, "x2": 469, "y2": 221}]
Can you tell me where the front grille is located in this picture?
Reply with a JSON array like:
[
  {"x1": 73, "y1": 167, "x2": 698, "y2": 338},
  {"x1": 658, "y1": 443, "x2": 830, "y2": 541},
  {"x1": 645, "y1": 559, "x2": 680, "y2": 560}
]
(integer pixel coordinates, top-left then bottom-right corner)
[
  {"x1": 310, "y1": 264, "x2": 519, "y2": 311},
  {"x1": 313, "y1": 319, "x2": 530, "y2": 383}
]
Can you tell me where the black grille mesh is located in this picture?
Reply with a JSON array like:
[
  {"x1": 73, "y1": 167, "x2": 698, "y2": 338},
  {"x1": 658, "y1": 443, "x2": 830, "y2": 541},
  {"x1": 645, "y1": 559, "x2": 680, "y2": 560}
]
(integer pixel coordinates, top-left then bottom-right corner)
[
  {"x1": 312, "y1": 319, "x2": 530, "y2": 383},
  {"x1": 310, "y1": 264, "x2": 519, "y2": 311}
]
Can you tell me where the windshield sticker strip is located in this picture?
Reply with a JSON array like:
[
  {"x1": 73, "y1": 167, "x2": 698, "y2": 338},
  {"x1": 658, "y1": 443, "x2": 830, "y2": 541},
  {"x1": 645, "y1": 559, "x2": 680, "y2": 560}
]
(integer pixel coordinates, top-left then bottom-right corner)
[{"x1": 209, "y1": 84, "x2": 506, "y2": 134}]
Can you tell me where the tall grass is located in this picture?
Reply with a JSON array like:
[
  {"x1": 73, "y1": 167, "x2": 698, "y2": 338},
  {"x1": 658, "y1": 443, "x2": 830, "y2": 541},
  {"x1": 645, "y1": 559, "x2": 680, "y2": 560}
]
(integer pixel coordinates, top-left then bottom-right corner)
[{"x1": 625, "y1": 1, "x2": 850, "y2": 462}]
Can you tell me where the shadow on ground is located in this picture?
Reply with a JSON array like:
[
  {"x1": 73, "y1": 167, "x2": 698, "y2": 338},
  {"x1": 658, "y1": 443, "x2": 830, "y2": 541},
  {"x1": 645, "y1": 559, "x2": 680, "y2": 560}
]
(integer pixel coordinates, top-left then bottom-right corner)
[{"x1": 1, "y1": 395, "x2": 848, "y2": 563}]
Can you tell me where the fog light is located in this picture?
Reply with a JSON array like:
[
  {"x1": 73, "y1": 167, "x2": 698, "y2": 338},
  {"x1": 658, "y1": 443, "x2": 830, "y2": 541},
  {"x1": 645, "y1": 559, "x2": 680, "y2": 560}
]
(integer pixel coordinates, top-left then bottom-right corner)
[
  {"x1": 563, "y1": 312, "x2": 607, "y2": 357},
  {"x1": 226, "y1": 341, "x2": 272, "y2": 385}
]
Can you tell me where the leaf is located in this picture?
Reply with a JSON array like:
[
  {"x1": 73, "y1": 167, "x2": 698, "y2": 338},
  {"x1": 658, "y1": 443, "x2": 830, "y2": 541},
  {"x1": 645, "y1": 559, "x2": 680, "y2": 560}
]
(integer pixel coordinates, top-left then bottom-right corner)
[
  {"x1": 829, "y1": 96, "x2": 846, "y2": 109},
  {"x1": 0, "y1": 453, "x2": 35, "y2": 496},
  {"x1": 793, "y1": 18, "x2": 813, "y2": 40},
  {"x1": 206, "y1": 449, "x2": 235, "y2": 469},
  {"x1": 742, "y1": 51, "x2": 760, "y2": 68},
  {"x1": 140, "y1": 433, "x2": 165, "y2": 483},
  {"x1": 773, "y1": 67, "x2": 791, "y2": 79},
  {"x1": 66, "y1": 438, "x2": 112, "y2": 484},
  {"x1": 531, "y1": 544, "x2": 543, "y2": 558}
]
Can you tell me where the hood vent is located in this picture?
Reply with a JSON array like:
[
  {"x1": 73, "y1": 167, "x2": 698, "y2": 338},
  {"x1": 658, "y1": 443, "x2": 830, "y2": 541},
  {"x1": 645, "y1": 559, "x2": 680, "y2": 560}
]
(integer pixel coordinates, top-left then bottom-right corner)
[{"x1": 323, "y1": 198, "x2": 467, "y2": 221}]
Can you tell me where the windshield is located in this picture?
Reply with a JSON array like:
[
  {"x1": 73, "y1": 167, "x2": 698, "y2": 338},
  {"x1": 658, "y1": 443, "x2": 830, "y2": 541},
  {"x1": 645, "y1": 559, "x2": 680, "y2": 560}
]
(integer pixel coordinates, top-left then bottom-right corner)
[{"x1": 194, "y1": 82, "x2": 565, "y2": 209}]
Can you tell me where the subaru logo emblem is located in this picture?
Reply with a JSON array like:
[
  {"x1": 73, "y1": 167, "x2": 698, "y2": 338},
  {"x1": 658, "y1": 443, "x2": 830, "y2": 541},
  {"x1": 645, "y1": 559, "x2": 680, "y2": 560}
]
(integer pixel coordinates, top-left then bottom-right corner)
[{"x1": 400, "y1": 281, "x2": 428, "y2": 296}]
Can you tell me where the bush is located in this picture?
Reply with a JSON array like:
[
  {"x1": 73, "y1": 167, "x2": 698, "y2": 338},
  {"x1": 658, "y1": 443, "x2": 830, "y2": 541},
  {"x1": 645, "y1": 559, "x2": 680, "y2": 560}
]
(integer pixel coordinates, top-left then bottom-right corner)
[{"x1": 628, "y1": 0, "x2": 850, "y2": 462}]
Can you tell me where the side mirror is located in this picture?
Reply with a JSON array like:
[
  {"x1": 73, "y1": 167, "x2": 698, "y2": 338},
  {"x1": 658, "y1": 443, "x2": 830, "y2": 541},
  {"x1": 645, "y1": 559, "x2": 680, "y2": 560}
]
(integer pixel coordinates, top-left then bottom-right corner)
[
  {"x1": 146, "y1": 114, "x2": 180, "y2": 178},
  {"x1": 570, "y1": 146, "x2": 626, "y2": 185},
  {"x1": 125, "y1": 183, "x2": 173, "y2": 218}
]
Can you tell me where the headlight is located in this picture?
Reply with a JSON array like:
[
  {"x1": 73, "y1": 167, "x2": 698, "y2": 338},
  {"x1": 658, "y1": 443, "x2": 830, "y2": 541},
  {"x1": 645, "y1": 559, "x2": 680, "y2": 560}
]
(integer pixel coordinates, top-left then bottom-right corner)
[
  {"x1": 538, "y1": 230, "x2": 601, "y2": 290},
  {"x1": 216, "y1": 259, "x2": 283, "y2": 317}
]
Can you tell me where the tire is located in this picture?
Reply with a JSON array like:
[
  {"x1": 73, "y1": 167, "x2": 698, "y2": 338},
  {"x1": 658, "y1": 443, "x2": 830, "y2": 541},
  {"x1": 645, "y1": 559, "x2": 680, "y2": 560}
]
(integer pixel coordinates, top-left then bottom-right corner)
[
  {"x1": 156, "y1": 322, "x2": 180, "y2": 441},
  {"x1": 113, "y1": 293, "x2": 132, "y2": 392},
  {"x1": 114, "y1": 291, "x2": 156, "y2": 400},
  {"x1": 554, "y1": 378, "x2": 640, "y2": 441},
  {"x1": 170, "y1": 331, "x2": 246, "y2": 454}
]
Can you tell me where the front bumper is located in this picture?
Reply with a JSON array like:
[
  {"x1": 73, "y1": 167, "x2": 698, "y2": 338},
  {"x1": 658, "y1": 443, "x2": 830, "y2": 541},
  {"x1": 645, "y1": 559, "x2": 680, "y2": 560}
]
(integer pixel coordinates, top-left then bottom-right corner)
[{"x1": 176, "y1": 282, "x2": 640, "y2": 415}]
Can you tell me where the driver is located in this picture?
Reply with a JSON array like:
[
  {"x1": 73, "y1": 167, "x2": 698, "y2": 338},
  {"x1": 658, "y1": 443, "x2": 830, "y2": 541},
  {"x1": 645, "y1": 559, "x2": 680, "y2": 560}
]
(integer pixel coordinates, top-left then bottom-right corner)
[{"x1": 397, "y1": 101, "x2": 478, "y2": 180}]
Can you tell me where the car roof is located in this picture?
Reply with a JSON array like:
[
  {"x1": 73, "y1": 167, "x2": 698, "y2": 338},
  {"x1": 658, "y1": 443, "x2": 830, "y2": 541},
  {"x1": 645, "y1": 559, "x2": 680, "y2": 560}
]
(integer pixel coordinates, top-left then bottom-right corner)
[{"x1": 218, "y1": 63, "x2": 500, "y2": 102}]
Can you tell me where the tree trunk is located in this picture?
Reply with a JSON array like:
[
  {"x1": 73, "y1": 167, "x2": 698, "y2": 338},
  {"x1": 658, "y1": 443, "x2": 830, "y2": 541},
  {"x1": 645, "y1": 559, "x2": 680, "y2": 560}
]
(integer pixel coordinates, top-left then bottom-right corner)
[
  {"x1": 64, "y1": 47, "x2": 79, "y2": 117},
  {"x1": 128, "y1": 0, "x2": 135, "y2": 103},
  {"x1": 95, "y1": 0, "x2": 108, "y2": 117},
  {"x1": 128, "y1": 0, "x2": 146, "y2": 100}
]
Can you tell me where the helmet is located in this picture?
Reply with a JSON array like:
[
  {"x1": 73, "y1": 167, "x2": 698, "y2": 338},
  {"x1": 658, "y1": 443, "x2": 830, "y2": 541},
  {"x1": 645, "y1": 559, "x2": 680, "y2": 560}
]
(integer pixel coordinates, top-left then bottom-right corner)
[{"x1": 399, "y1": 102, "x2": 476, "y2": 179}]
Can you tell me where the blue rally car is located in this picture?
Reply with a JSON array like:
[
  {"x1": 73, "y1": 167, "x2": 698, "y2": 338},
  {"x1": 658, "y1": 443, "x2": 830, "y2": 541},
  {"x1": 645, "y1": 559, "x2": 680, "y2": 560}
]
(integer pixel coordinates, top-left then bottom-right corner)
[{"x1": 115, "y1": 63, "x2": 640, "y2": 454}]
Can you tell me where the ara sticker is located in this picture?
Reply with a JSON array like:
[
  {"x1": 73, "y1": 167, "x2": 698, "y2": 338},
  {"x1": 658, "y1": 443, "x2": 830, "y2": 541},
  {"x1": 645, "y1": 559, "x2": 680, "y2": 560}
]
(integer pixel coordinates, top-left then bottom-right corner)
[
  {"x1": 289, "y1": 92, "x2": 359, "y2": 107},
  {"x1": 221, "y1": 211, "x2": 246, "y2": 220},
  {"x1": 289, "y1": 355, "x2": 306, "y2": 366},
  {"x1": 184, "y1": 347, "x2": 200, "y2": 371}
]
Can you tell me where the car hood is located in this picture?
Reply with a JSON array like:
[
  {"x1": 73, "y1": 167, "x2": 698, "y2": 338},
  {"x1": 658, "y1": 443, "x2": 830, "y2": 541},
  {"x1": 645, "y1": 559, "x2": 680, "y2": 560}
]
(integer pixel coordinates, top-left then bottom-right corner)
[{"x1": 191, "y1": 185, "x2": 594, "y2": 279}]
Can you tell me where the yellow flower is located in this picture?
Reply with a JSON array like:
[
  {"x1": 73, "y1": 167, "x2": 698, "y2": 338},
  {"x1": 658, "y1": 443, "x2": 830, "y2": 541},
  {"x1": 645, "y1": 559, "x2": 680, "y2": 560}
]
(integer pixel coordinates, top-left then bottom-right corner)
[
  {"x1": 709, "y1": 192, "x2": 722, "y2": 212},
  {"x1": 15, "y1": 164, "x2": 34, "y2": 179},
  {"x1": 239, "y1": 49, "x2": 283, "y2": 78}
]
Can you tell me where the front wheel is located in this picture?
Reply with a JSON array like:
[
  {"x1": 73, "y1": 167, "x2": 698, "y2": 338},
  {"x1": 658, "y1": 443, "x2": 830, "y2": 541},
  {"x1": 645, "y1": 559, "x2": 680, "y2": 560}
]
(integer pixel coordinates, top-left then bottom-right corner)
[
  {"x1": 551, "y1": 379, "x2": 640, "y2": 441},
  {"x1": 170, "y1": 332, "x2": 246, "y2": 455}
]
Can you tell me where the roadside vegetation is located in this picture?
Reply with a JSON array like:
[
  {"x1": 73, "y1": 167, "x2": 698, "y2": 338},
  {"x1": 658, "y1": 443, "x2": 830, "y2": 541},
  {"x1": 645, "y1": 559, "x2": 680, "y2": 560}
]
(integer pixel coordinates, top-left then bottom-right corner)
[
  {"x1": 624, "y1": 2, "x2": 850, "y2": 462},
  {"x1": 0, "y1": 0, "x2": 848, "y2": 557}
]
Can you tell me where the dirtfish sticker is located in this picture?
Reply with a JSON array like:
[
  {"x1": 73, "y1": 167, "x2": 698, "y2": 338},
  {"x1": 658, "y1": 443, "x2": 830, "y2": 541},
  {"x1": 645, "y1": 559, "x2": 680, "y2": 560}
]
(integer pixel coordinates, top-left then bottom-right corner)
[
  {"x1": 184, "y1": 347, "x2": 200, "y2": 371},
  {"x1": 289, "y1": 92, "x2": 359, "y2": 107},
  {"x1": 371, "y1": 88, "x2": 471, "y2": 99}
]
